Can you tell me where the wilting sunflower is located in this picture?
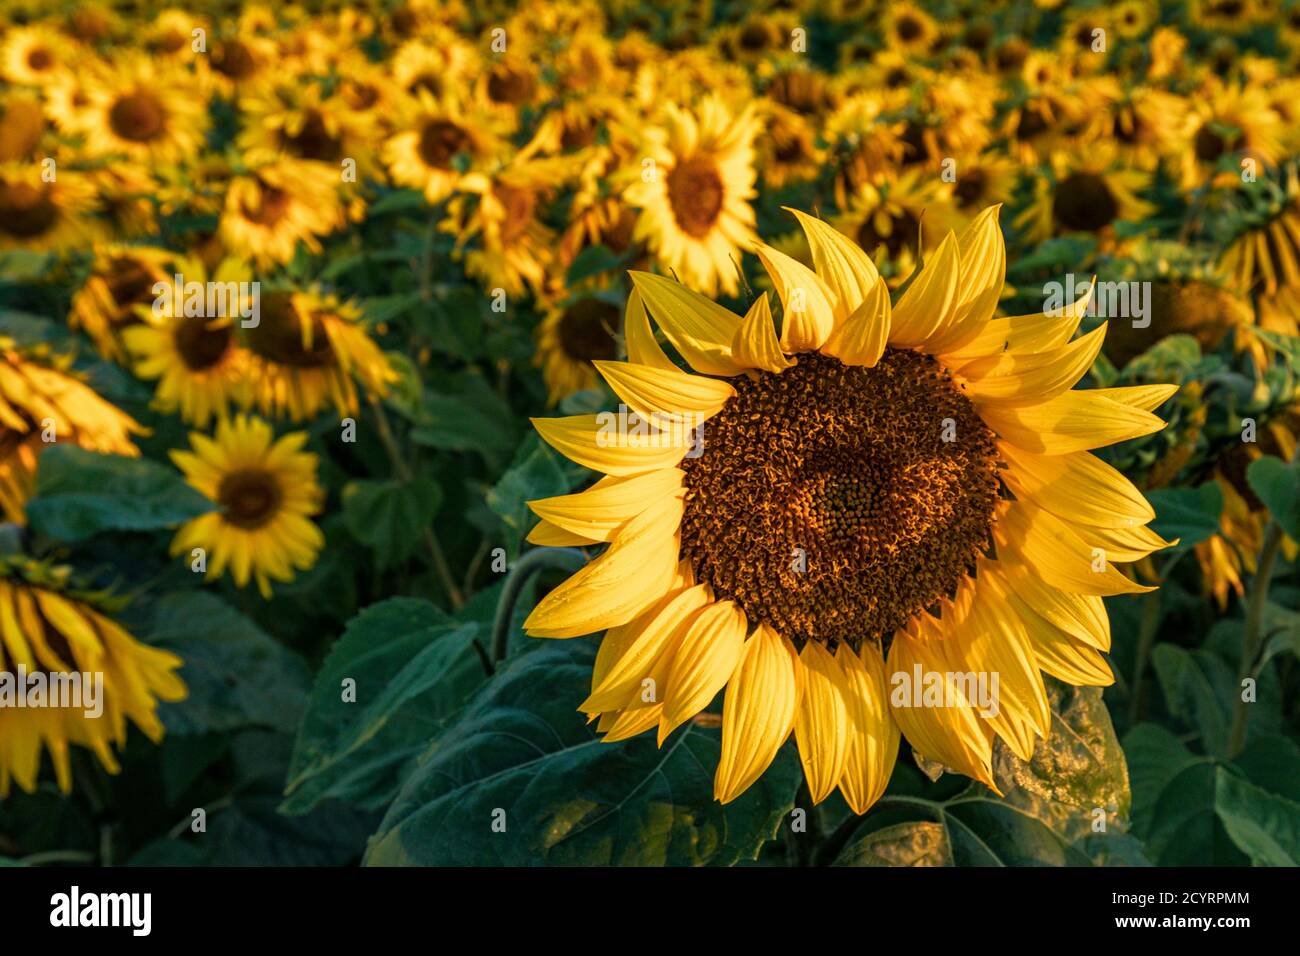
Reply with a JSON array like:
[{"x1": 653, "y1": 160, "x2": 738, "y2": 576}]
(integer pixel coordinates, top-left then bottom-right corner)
[
  {"x1": 76, "y1": 54, "x2": 208, "y2": 164},
  {"x1": 535, "y1": 287, "x2": 623, "y2": 405},
  {"x1": 524, "y1": 207, "x2": 1175, "y2": 807},
  {"x1": 0, "y1": 162, "x2": 100, "y2": 253},
  {"x1": 170, "y1": 415, "x2": 325, "y2": 599},
  {"x1": 0, "y1": 557, "x2": 186, "y2": 796},
  {"x1": 218, "y1": 158, "x2": 344, "y2": 267},
  {"x1": 68, "y1": 244, "x2": 177, "y2": 362},
  {"x1": 624, "y1": 96, "x2": 760, "y2": 297},
  {"x1": 0, "y1": 339, "x2": 145, "y2": 523},
  {"x1": 121, "y1": 257, "x2": 254, "y2": 427},
  {"x1": 240, "y1": 288, "x2": 396, "y2": 422}
]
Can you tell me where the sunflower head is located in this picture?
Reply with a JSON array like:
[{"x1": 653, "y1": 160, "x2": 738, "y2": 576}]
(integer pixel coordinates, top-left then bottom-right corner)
[{"x1": 523, "y1": 206, "x2": 1175, "y2": 808}]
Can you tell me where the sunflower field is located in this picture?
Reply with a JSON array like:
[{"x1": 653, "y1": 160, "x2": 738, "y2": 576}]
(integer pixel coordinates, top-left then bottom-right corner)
[{"x1": 0, "y1": 0, "x2": 1298, "y2": 875}]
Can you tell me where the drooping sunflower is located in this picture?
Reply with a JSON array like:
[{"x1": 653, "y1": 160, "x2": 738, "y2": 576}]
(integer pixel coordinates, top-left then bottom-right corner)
[
  {"x1": 524, "y1": 207, "x2": 1175, "y2": 808},
  {"x1": 0, "y1": 557, "x2": 187, "y2": 797},
  {"x1": 623, "y1": 96, "x2": 760, "y2": 297},
  {"x1": 68, "y1": 244, "x2": 178, "y2": 362},
  {"x1": 121, "y1": 257, "x2": 254, "y2": 428},
  {"x1": 535, "y1": 287, "x2": 623, "y2": 405},
  {"x1": 240, "y1": 289, "x2": 396, "y2": 422},
  {"x1": 0, "y1": 339, "x2": 145, "y2": 523},
  {"x1": 170, "y1": 415, "x2": 325, "y2": 599}
]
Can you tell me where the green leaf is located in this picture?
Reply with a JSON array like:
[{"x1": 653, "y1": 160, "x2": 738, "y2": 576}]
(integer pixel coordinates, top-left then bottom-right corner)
[
  {"x1": 1214, "y1": 767, "x2": 1300, "y2": 866},
  {"x1": 1122, "y1": 723, "x2": 1201, "y2": 839},
  {"x1": 485, "y1": 435, "x2": 576, "y2": 559},
  {"x1": 147, "y1": 592, "x2": 312, "y2": 736},
  {"x1": 341, "y1": 477, "x2": 443, "y2": 569},
  {"x1": 1145, "y1": 761, "x2": 1246, "y2": 865},
  {"x1": 1246, "y1": 454, "x2": 1300, "y2": 539},
  {"x1": 283, "y1": 598, "x2": 487, "y2": 815},
  {"x1": 365, "y1": 640, "x2": 800, "y2": 865},
  {"x1": 834, "y1": 820, "x2": 952, "y2": 866},
  {"x1": 1145, "y1": 483, "x2": 1223, "y2": 552},
  {"x1": 565, "y1": 244, "x2": 624, "y2": 285},
  {"x1": 1151, "y1": 644, "x2": 1235, "y2": 756},
  {"x1": 26, "y1": 446, "x2": 214, "y2": 542},
  {"x1": 408, "y1": 372, "x2": 519, "y2": 467}
]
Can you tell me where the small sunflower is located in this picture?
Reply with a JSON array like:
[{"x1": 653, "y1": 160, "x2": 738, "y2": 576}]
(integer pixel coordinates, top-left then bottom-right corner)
[
  {"x1": 0, "y1": 162, "x2": 100, "y2": 254},
  {"x1": 68, "y1": 244, "x2": 178, "y2": 362},
  {"x1": 1018, "y1": 147, "x2": 1155, "y2": 248},
  {"x1": 240, "y1": 289, "x2": 396, "y2": 422},
  {"x1": 0, "y1": 339, "x2": 145, "y2": 523},
  {"x1": 0, "y1": 26, "x2": 71, "y2": 86},
  {"x1": 535, "y1": 288, "x2": 623, "y2": 405},
  {"x1": 383, "y1": 91, "x2": 505, "y2": 205},
  {"x1": 0, "y1": 558, "x2": 186, "y2": 797},
  {"x1": 76, "y1": 54, "x2": 208, "y2": 165},
  {"x1": 170, "y1": 415, "x2": 325, "y2": 599},
  {"x1": 883, "y1": 3, "x2": 940, "y2": 55},
  {"x1": 833, "y1": 169, "x2": 958, "y2": 283},
  {"x1": 624, "y1": 96, "x2": 760, "y2": 297},
  {"x1": 523, "y1": 207, "x2": 1174, "y2": 806},
  {"x1": 121, "y1": 257, "x2": 254, "y2": 428},
  {"x1": 1176, "y1": 80, "x2": 1284, "y2": 190},
  {"x1": 218, "y1": 158, "x2": 344, "y2": 267}
]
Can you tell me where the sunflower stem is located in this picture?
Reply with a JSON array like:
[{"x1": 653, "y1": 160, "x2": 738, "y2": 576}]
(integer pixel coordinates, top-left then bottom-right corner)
[
  {"x1": 1227, "y1": 519, "x2": 1284, "y2": 759},
  {"x1": 488, "y1": 547, "x2": 587, "y2": 670},
  {"x1": 368, "y1": 397, "x2": 464, "y2": 609}
]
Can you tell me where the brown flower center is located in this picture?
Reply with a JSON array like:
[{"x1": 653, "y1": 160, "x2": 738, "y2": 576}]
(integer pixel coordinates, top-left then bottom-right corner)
[
  {"x1": 0, "y1": 182, "x2": 58, "y2": 238},
  {"x1": 680, "y1": 350, "x2": 1001, "y2": 648},
  {"x1": 857, "y1": 210, "x2": 920, "y2": 260},
  {"x1": 558, "y1": 298, "x2": 618, "y2": 363},
  {"x1": 486, "y1": 64, "x2": 536, "y2": 105},
  {"x1": 1193, "y1": 123, "x2": 1229, "y2": 163},
  {"x1": 213, "y1": 40, "x2": 258, "y2": 80},
  {"x1": 218, "y1": 469, "x2": 282, "y2": 529},
  {"x1": 667, "y1": 157, "x2": 724, "y2": 238},
  {"x1": 174, "y1": 315, "x2": 232, "y2": 371},
  {"x1": 955, "y1": 168, "x2": 987, "y2": 208},
  {"x1": 896, "y1": 15, "x2": 924, "y2": 42},
  {"x1": 239, "y1": 182, "x2": 292, "y2": 226},
  {"x1": 418, "y1": 119, "x2": 471, "y2": 169},
  {"x1": 1052, "y1": 172, "x2": 1119, "y2": 232},
  {"x1": 108, "y1": 91, "x2": 167, "y2": 143},
  {"x1": 246, "y1": 292, "x2": 334, "y2": 368},
  {"x1": 281, "y1": 110, "x2": 342, "y2": 162}
]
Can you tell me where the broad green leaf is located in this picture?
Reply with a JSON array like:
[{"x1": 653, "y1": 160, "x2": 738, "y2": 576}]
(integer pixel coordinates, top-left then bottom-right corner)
[
  {"x1": 1145, "y1": 483, "x2": 1223, "y2": 552},
  {"x1": 1233, "y1": 734, "x2": 1300, "y2": 803},
  {"x1": 485, "y1": 435, "x2": 577, "y2": 559},
  {"x1": 365, "y1": 640, "x2": 800, "y2": 865},
  {"x1": 408, "y1": 372, "x2": 518, "y2": 466},
  {"x1": 1145, "y1": 762, "x2": 1247, "y2": 865},
  {"x1": 1122, "y1": 723, "x2": 1201, "y2": 839},
  {"x1": 834, "y1": 820, "x2": 952, "y2": 866},
  {"x1": 1246, "y1": 454, "x2": 1300, "y2": 539},
  {"x1": 1151, "y1": 644, "x2": 1234, "y2": 756},
  {"x1": 283, "y1": 598, "x2": 488, "y2": 815},
  {"x1": 1214, "y1": 767, "x2": 1300, "y2": 866},
  {"x1": 341, "y1": 477, "x2": 443, "y2": 569},
  {"x1": 26, "y1": 446, "x2": 214, "y2": 542}
]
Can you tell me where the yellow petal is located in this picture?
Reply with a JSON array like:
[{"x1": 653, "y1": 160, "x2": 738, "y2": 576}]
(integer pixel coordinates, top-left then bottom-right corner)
[
  {"x1": 888, "y1": 231, "x2": 960, "y2": 348},
  {"x1": 996, "y1": 501, "x2": 1153, "y2": 596},
  {"x1": 594, "y1": 360, "x2": 735, "y2": 425},
  {"x1": 629, "y1": 271, "x2": 743, "y2": 376},
  {"x1": 1072, "y1": 521, "x2": 1175, "y2": 563},
  {"x1": 821, "y1": 275, "x2": 890, "y2": 368},
  {"x1": 524, "y1": 494, "x2": 684, "y2": 637},
  {"x1": 926, "y1": 205, "x2": 1006, "y2": 355},
  {"x1": 837, "y1": 642, "x2": 900, "y2": 815},
  {"x1": 525, "y1": 519, "x2": 599, "y2": 547},
  {"x1": 999, "y1": 443, "x2": 1155, "y2": 529},
  {"x1": 730, "y1": 293, "x2": 795, "y2": 373},
  {"x1": 1000, "y1": 560, "x2": 1111, "y2": 651},
  {"x1": 756, "y1": 243, "x2": 838, "y2": 353},
  {"x1": 794, "y1": 641, "x2": 851, "y2": 803},
  {"x1": 714, "y1": 624, "x2": 801, "y2": 804},
  {"x1": 658, "y1": 599, "x2": 747, "y2": 742},
  {"x1": 624, "y1": 289, "x2": 678, "y2": 373},
  {"x1": 965, "y1": 323, "x2": 1107, "y2": 406},
  {"x1": 980, "y1": 389, "x2": 1168, "y2": 455},
  {"x1": 532, "y1": 413, "x2": 689, "y2": 476},
  {"x1": 1088, "y1": 384, "x2": 1180, "y2": 413},
  {"x1": 1009, "y1": 590, "x2": 1115, "y2": 686},
  {"x1": 786, "y1": 208, "x2": 879, "y2": 320},
  {"x1": 529, "y1": 468, "x2": 685, "y2": 542}
]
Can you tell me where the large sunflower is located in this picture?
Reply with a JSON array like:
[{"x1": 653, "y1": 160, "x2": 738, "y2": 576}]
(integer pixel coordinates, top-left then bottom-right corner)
[
  {"x1": 623, "y1": 96, "x2": 760, "y2": 297},
  {"x1": 524, "y1": 207, "x2": 1175, "y2": 807},
  {"x1": 170, "y1": 415, "x2": 325, "y2": 599},
  {"x1": 0, "y1": 558, "x2": 186, "y2": 797},
  {"x1": 76, "y1": 54, "x2": 208, "y2": 165}
]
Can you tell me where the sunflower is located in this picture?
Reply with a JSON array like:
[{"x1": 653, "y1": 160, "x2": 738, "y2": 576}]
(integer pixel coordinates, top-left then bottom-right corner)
[
  {"x1": 383, "y1": 90, "x2": 505, "y2": 205},
  {"x1": 1176, "y1": 80, "x2": 1284, "y2": 190},
  {"x1": 524, "y1": 207, "x2": 1174, "y2": 806},
  {"x1": 0, "y1": 339, "x2": 145, "y2": 523},
  {"x1": 624, "y1": 96, "x2": 760, "y2": 297},
  {"x1": 1111, "y1": 0, "x2": 1157, "y2": 38},
  {"x1": 121, "y1": 257, "x2": 254, "y2": 428},
  {"x1": 949, "y1": 153, "x2": 1020, "y2": 221},
  {"x1": 389, "y1": 35, "x2": 479, "y2": 101},
  {"x1": 0, "y1": 162, "x2": 100, "y2": 254},
  {"x1": 1189, "y1": 0, "x2": 1256, "y2": 33},
  {"x1": 240, "y1": 289, "x2": 396, "y2": 422},
  {"x1": 0, "y1": 558, "x2": 186, "y2": 797},
  {"x1": 1088, "y1": 84, "x2": 1185, "y2": 170},
  {"x1": 75, "y1": 54, "x2": 208, "y2": 165},
  {"x1": 0, "y1": 26, "x2": 71, "y2": 86},
  {"x1": 535, "y1": 288, "x2": 623, "y2": 405},
  {"x1": 237, "y1": 81, "x2": 378, "y2": 178},
  {"x1": 0, "y1": 92, "x2": 45, "y2": 162},
  {"x1": 883, "y1": 2, "x2": 940, "y2": 55},
  {"x1": 170, "y1": 415, "x2": 325, "y2": 599},
  {"x1": 758, "y1": 103, "x2": 823, "y2": 189},
  {"x1": 833, "y1": 169, "x2": 958, "y2": 283},
  {"x1": 218, "y1": 158, "x2": 344, "y2": 267},
  {"x1": 68, "y1": 244, "x2": 177, "y2": 362},
  {"x1": 1017, "y1": 147, "x2": 1155, "y2": 248}
]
